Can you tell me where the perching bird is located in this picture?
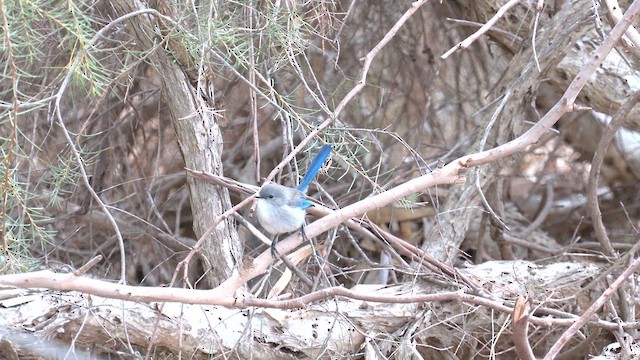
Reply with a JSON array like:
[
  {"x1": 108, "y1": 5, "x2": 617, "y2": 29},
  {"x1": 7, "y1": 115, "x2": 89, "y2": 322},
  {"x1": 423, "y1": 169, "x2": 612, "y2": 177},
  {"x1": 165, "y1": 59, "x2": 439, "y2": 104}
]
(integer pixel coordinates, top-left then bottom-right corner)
[{"x1": 255, "y1": 144, "x2": 332, "y2": 256}]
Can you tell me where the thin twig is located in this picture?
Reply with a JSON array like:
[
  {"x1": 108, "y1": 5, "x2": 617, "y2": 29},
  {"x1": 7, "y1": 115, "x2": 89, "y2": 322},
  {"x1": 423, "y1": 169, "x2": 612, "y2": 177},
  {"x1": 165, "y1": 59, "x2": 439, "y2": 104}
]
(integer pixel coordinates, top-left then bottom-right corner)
[
  {"x1": 476, "y1": 92, "x2": 511, "y2": 230},
  {"x1": 445, "y1": 18, "x2": 522, "y2": 43},
  {"x1": 74, "y1": 256, "x2": 103, "y2": 277},
  {"x1": 604, "y1": 0, "x2": 640, "y2": 58},
  {"x1": 441, "y1": 0, "x2": 523, "y2": 59}
]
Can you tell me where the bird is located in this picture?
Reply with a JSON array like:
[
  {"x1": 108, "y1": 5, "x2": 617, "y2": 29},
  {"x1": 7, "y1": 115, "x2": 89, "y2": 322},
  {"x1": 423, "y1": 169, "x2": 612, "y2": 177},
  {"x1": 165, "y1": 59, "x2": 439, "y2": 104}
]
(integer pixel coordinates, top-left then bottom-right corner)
[{"x1": 255, "y1": 144, "x2": 332, "y2": 257}]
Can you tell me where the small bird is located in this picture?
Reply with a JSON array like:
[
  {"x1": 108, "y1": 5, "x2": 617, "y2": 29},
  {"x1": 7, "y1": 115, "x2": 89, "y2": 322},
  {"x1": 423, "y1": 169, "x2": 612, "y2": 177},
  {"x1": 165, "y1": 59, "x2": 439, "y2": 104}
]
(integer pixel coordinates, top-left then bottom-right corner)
[{"x1": 255, "y1": 144, "x2": 332, "y2": 257}]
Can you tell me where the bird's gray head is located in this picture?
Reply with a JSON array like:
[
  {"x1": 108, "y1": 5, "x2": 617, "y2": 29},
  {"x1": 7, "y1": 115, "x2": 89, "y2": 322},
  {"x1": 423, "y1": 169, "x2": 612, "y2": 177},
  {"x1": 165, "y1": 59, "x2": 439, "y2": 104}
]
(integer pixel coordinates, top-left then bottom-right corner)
[
  {"x1": 257, "y1": 183, "x2": 291, "y2": 206},
  {"x1": 255, "y1": 183, "x2": 308, "y2": 236}
]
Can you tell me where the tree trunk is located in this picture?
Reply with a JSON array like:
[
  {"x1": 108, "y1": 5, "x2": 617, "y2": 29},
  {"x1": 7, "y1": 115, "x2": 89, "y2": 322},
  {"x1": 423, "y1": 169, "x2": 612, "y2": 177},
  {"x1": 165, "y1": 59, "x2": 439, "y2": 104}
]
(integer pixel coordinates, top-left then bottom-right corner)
[{"x1": 109, "y1": 1, "x2": 241, "y2": 286}]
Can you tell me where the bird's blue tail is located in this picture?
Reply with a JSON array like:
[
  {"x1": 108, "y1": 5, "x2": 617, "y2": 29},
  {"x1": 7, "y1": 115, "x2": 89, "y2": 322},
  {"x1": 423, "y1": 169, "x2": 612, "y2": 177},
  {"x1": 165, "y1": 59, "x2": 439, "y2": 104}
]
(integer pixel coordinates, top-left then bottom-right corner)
[{"x1": 298, "y1": 144, "x2": 332, "y2": 193}]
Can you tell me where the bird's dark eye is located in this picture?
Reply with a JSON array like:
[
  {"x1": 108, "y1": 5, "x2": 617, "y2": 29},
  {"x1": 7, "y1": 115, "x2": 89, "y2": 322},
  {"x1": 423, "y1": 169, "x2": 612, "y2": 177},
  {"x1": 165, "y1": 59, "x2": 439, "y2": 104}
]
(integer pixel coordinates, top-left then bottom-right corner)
[{"x1": 268, "y1": 194, "x2": 274, "y2": 199}]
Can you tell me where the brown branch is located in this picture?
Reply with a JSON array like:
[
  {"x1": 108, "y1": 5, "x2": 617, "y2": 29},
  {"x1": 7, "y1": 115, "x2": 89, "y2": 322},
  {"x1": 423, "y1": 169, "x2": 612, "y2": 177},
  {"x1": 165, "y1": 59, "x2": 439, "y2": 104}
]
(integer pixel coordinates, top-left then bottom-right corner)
[
  {"x1": 445, "y1": 17, "x2": 522, "y2": 44},
  {"x1": 73, "y1": 256, "x2": 103, "y2": 277},
  {"x1": 555, "y1": 328, "x2": 601, "y2": 360},
  {"x1": 604, "y1": 0, "x2": 640, "y2": 57},
  {"x1": 441, "y1": 0, "x2": 522, "y2": 59},
  {"x1": 587, "y1": 91, "x2": 640, "y2": 257},
  {"x1": 173, "y1": 194, "x2": 255, "y2": 288},
  {"x1": 512, "y1": 297, "x2": 536, "y2": 360},
  {"x1": 368, "y1": 222, "x2": 485, "y2": 295}
]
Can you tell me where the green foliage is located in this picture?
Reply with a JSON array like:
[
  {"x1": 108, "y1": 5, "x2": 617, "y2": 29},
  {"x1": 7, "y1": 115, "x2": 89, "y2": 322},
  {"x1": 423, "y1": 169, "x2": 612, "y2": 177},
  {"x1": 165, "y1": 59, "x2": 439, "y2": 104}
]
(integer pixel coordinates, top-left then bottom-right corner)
[
  {"x1": 1, "y1": 0, "x2": 113, "y2": 97},
  {"x1": 197, "y1": 2, "x2": 310, "y2": 68},
  {"x1": 0, "y1": 0, "x2": 108, "y2": 270},
  {"x1": 0, "y1": 149, "x2": 55, "y2": 273},
  {"x1": 172, "y1": 1, "x2": 371, "y2": 183}
]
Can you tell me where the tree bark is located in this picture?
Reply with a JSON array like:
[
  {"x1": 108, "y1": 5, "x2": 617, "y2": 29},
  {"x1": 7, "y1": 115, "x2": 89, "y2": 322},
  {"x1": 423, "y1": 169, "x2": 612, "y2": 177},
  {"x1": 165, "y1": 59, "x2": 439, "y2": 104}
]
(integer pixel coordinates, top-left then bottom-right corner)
[{"x1": 109, "y1": 1, "x2": 241, "y2": 286}]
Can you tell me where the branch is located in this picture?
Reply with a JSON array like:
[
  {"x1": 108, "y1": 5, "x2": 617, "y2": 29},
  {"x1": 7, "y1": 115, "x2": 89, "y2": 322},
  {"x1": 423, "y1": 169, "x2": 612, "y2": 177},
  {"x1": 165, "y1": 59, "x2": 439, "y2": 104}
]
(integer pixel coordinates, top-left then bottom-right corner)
[
  {"x1": 512, "y1": 297, "x2": 536, "y2": 360},
  {"x1": 441, "y1": 0, "x2": 522, "y2": 59}
]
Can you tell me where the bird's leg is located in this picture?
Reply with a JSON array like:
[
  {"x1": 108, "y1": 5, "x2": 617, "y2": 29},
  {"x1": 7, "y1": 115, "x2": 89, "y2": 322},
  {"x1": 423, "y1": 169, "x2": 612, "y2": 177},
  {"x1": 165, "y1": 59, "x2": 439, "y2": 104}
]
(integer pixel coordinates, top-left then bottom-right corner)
[
  {"x1": 300, "y1": 225, "x2": 311, "y2": 243},
  {"x1": 272, "y1": 227, "x2": 310, "y2": 258},
  {"x1": 270, "y1": 235, "x2": 280, "y2": 258}
]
